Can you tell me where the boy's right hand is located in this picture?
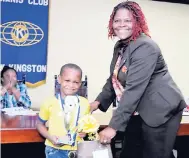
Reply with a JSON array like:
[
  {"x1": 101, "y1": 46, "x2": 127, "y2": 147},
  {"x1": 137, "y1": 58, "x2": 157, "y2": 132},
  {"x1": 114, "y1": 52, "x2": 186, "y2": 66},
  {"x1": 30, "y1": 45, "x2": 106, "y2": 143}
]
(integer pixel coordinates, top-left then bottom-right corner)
[{"x1": 48, "y1": 135, "x2": 64, "y2": 147}]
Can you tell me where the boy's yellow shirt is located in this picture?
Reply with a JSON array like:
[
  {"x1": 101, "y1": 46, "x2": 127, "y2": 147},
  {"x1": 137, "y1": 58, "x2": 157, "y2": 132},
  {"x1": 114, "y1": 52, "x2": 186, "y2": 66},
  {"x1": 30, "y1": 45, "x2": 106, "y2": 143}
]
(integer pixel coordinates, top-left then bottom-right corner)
[{"x1": 38, "y1": 96, "x2": 90, "y2": 150}]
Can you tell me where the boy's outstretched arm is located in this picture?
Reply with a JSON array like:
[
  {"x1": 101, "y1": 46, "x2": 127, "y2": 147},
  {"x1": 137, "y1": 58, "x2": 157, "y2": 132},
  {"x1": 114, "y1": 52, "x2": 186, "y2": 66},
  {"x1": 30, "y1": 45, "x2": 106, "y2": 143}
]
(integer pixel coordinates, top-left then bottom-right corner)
[
  {"x1": 36, "y1": 119, "x2": 51, "y2": 141},
  {"x1": 36, "y1": 119, "x2": 62, "y2": 146}
]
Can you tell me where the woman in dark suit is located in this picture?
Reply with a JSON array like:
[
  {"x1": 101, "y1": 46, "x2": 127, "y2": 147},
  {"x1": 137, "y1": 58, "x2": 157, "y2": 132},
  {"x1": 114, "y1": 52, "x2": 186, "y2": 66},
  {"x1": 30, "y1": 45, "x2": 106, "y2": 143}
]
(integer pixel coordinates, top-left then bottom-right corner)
[{"x1": 90, "y1": 1, "x2": 186, "y2": 158}]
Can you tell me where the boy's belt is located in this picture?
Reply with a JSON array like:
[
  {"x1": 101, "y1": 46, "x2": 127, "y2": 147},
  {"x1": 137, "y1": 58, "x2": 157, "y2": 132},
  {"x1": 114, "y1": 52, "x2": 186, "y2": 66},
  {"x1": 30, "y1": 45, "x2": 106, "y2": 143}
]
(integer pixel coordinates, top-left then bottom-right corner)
[{"x1": 68, "y1": 151, "x2": 76, "y2": 158}]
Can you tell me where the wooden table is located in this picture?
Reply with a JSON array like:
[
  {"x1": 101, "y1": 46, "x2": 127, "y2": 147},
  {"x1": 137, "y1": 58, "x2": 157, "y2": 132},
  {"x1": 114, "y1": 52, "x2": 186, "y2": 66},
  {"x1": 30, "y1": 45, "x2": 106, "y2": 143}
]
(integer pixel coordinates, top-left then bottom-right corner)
[
  {"x1": 0, "y1": 113, "x2": 189, "y2": 144},
  {"x1": 177, "y1": 123, "x2": 189, "y2": 136},
  {"x1": 0, "y1": 114, "x2": 44, "y2": 144}
]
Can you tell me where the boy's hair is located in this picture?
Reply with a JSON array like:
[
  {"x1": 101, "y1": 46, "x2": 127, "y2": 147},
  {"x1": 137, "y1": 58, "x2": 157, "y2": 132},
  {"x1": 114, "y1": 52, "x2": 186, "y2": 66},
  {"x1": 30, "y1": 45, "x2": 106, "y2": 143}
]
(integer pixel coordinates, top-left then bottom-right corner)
[
  {"x1": 60, "y1": 63, "x2": 82, "y2": 79},
  {"x1": 1, "y1": 66, "x2": 17, "y2": 84}
]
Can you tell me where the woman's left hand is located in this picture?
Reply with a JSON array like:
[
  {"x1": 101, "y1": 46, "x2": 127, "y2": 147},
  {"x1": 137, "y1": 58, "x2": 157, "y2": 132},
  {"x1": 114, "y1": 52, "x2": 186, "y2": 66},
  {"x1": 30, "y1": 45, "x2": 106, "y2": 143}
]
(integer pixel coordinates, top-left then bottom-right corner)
[{"x1": 99, "y1": 127, "x2": 116, "y2": 144}]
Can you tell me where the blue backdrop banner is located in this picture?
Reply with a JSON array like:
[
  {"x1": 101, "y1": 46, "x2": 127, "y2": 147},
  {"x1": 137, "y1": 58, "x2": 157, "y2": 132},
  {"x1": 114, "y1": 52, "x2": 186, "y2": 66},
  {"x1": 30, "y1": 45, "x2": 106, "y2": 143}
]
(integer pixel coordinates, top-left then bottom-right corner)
[{"x1": 0, "y1": 0, "x2": 49, "y2": 88}]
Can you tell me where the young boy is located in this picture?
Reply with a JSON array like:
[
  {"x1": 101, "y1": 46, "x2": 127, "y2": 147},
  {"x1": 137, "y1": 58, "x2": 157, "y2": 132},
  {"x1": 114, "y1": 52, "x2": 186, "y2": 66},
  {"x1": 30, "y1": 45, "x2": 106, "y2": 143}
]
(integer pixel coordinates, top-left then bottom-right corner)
[{"x1": 36, "y1": 63, "x2": 90, "y2": 158}]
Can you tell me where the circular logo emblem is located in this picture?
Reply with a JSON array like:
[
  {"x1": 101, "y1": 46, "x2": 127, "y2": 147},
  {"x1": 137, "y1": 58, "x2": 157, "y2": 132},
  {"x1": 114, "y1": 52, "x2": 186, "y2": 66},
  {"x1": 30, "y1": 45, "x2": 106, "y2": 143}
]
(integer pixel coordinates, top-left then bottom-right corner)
[
  {"x1": 11, "y1": 24, "x2": 29, "y2": 43},
  {"x1": 0, "y1": 21, "x2": 44, "y2": 46}
]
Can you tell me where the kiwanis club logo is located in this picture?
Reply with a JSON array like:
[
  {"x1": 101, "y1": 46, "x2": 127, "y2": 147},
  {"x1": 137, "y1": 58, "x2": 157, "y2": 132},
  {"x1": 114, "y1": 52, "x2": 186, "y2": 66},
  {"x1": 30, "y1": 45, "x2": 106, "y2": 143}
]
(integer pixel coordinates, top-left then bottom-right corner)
[{"x1": 0, "y1": 21, "x2": 44, "y2": 46}]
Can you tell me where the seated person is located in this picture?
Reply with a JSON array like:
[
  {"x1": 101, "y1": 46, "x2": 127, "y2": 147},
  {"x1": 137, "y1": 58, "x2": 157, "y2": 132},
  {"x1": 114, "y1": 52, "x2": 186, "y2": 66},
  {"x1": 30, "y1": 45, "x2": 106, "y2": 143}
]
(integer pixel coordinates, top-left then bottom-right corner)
[
  {"x1": 0, "y1": 66, "x2": 31, "y2": 109},
  {"x1": 36, "y1": 63, "x2": 90, "y2": 158}
]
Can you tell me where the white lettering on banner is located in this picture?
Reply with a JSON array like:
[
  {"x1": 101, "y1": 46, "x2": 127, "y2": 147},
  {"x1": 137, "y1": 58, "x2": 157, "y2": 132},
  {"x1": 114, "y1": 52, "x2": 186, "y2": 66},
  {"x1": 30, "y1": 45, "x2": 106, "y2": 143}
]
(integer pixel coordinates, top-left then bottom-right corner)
[
  {"x1": 0, "y1": 0, "x2": 24, "y2": 3},
  {"x1": 6, "y1": 64, "x2": 47, "y2": 73},
  {"x1": 28, "y1": 0, "x2": 48, "y2": 6}
]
